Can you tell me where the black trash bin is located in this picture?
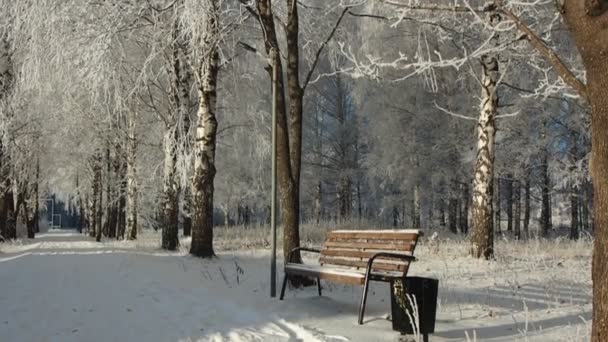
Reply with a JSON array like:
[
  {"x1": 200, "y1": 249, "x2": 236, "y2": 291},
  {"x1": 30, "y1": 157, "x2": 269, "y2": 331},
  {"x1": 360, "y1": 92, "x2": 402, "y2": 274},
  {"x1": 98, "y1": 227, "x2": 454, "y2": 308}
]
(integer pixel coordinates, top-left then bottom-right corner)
[{"x1": 390, "y1": 277, "x2": 438, "y2": 341}]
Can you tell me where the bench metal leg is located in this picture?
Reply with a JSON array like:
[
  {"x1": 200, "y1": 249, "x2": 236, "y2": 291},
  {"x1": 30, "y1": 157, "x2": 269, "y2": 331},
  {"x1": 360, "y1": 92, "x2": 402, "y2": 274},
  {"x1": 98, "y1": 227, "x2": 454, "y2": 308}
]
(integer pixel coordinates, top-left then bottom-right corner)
[
  {"x1": 279, "y1": 273, "x2": 289, "y2": 300},
  {"x1": 358, "y1": 274, "x2": 371, "y2": 324},
  {"x1": 317, "y1": 278, "x2": 322, "y2": 296}
]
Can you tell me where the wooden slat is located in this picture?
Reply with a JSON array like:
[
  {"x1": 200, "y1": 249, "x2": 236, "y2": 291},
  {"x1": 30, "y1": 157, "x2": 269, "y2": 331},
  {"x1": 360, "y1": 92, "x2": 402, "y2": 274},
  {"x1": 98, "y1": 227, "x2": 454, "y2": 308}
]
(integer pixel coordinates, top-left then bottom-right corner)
[
  {"x1": 319, "y1": 256, "x2": 409, "y2": 272},
  {"x1": 327, "y1": 231, "x2": 420, "y2": 241},
  {"x1": 320, "y1": 249, "x2": 412, "y2": 260},
  {"x1": 332, "y1": 229, "x2": 422, "y2": 235},
  {"x1": 317, "y1": 272, "x2": 365, "y2": 285},
  {"x1": 285, "y1": 265, "x2": 364, "y2": 285},
  {"x1": 323, "y1": 241, "x2": 415, "y2": 252}
]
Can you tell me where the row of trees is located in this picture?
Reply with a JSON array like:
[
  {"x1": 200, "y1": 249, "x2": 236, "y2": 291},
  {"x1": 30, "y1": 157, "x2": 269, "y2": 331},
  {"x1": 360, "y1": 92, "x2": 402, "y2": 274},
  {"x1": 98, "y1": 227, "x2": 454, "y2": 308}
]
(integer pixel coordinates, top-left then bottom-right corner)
[
  {"x1": 0, "y1": 0, "x2": 597, "y2": 257},
  {"x1": 1, "y1": 0, "x2": 608, "y2": 339}
]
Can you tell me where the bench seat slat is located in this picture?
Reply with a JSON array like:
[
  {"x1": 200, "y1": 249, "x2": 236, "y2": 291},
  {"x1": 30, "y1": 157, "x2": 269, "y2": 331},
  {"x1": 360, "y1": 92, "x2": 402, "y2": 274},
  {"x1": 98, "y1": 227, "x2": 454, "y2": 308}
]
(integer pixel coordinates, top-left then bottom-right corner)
[
  {"x1": 327, "y1": 231, "x2": 420, "y2": 241},
  {"x1": 284, "y1": 263, "x2": 365, "y2": 285},
  {"x1": 320, "y1": 249, "x2": 412, "y2": 260},
  {"x1": 323, "y1": 241, "x2": 414, "y2": 252},
  {"x1": 284, "y1": 263, "x2": 406, "y2": 285}
]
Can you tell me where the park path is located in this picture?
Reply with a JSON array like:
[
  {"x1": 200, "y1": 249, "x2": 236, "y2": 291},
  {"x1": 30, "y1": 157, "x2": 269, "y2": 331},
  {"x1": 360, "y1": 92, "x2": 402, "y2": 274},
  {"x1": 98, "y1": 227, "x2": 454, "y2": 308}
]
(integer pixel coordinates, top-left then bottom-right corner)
[{"x1": 0, "y1": 230, "x2": 353, "y2": 342}]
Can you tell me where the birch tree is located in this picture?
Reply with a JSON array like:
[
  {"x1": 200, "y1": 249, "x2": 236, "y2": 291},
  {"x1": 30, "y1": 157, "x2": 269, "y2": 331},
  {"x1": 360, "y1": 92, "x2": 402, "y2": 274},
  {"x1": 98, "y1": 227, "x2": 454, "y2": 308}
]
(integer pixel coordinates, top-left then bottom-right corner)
[{"x1": 184, "y1": 0, "x2": 221, "y2": 257}]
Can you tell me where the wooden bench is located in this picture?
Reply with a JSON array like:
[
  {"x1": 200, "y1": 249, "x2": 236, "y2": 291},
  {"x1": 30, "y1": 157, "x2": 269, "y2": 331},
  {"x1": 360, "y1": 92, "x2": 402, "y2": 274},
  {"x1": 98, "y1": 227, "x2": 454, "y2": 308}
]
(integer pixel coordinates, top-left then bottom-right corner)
[{"x1": 280, "y1": 229, "x2": 422, "y2": 324}]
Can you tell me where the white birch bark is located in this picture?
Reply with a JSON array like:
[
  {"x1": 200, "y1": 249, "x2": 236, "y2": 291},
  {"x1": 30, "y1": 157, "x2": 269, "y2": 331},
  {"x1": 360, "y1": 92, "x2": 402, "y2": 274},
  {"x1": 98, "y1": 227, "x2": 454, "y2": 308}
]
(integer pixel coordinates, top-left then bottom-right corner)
[
  {"x1": 190, "y1": 0, "x2": 219, "y2": 257},
  {"x1": 470, "y1": 55, "x2": 498, "y2": 259},
  {"x1": 161, "y1": 127, "x2": 179, "y2": 250}
]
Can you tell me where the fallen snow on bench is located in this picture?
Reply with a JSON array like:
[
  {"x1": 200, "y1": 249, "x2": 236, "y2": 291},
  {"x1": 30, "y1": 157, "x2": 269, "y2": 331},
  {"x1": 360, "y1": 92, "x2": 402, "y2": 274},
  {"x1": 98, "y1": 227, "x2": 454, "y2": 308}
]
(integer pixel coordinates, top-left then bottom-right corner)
[{"x1": 0, "y1": 229, "x2": 592, "y2": 341}]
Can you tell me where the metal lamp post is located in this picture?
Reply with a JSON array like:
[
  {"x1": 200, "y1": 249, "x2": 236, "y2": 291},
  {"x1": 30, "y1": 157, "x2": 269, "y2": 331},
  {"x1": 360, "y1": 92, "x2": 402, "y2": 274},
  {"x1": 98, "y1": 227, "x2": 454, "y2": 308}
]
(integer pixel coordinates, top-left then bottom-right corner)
[{"x1": 270, "y1": 48, "x2": 278, "y2": 298}]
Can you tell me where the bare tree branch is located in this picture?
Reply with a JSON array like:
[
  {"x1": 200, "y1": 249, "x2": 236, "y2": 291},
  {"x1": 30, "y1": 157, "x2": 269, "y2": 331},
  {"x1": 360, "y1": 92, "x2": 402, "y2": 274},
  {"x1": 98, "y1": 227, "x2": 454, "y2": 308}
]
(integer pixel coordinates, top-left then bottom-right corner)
[
  {"x1": 434, "y1": 101, "x2": 478, "y2": 121},
  {"x1": 302, "y1": 7, "x2": 350, "y2": 90},
  {"x1": 380, "y1": 0, "x2": 488, "y2": 13},
  {"x1": 499, "y1": 7, "x2": 588, "y2": 101}
]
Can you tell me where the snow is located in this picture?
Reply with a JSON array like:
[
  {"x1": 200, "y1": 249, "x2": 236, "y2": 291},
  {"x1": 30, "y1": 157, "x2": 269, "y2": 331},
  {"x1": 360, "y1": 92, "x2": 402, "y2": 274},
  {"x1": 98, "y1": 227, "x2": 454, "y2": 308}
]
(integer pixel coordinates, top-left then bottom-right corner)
[
  {"x1": 285, "y1": 263, "x2": 367, "y2": 280},
  {"x1": 0, "y1": 229, "x2": 592, "y2": 341}
]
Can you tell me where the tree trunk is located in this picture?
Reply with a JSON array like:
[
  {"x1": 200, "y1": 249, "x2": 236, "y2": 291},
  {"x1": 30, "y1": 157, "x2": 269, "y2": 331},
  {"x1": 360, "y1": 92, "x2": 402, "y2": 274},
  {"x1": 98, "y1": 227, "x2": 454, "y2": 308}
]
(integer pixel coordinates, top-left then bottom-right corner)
[
  {"x1": 0, "y1": 175, "x2": 8, "y2": 242},
  {"x1": 126, "y1": 112, "x2": 138, "y2": 241},
  {"x1": 585, "y1": 34, "x2": 608, "y2": 342},
  {"x1": 338, "y1": 176, "x2": 351, "y2": 222},
  {"x1": 105, "y1": 146, "x2": 118, "y2": 238},
  {"x1": 0, "y1": 34, "x2": 14, "y2": 241},
  {"x1": 161, "y1": 128, "x2": 179, "y2": 250},
  {"x1": 495, "y1": 176, "x2": 501, "y2": 234},
  {"x1": 505, "y1": 173, "x2": 513, "y2": 232},
  {"x1": 392, "y1": 205, "x2": 399, "y2": 227},
  {"x1": 79, "y1": 192, "x2": 86, "y2": 235},
  {"x1": 95, "y1": 151, "x2": 103, "y2": 242},
  {"x1": 254, "y1": 1, "x2": 305, "y2": 278},
  {"x1": 356, "y1": 180, "x2": 362, "y2": 221},
  {"x1": 33, "y1": 157, "x2": 39, "y2": 234},
  {"x1": 314, "y1": 181, "x2": 322, "y2": 224},
  {"x1": 283, "y1": 0, "x2": 305, "y2": 267},
  {"x1": 25, "y1": 200, "x2": 35, "y2": 239},
  {"x1": 448, "y1": 181, "x2": 458, "y2": 234},
  {"x1": 460, "y1": 182, "x2": 469, "y2": 234},
  {"x1": 162, "y1": 21, "x2": 182, "y2": 249},
  {"x1": 0, "y1": 156, "x2": 17, "y2": 240},
  {"x1": 104, "y1": 146, "x2": 110, "y2": 237},
  {"x1": 561, "y1": 3, "x2": 608, "y2": 338},
  {"x1": 570, "y1": 186, "x2": 579, "y2": 240},
  {"x1": 89, "y1": 178, "x2": 97, "y2": 238},
  {"x1": 540, "y1": 148, "x2": 551, "y2": 237},
  {"x1": 190, "y1": 0, "x2": 220, "y2": 258},
  {"x1": 15, "y1": 181, "x2": 30, "y2": 239},
  {"x1": 438, "y1": 184, "x2": 446, "y2": 227},
  {"x1": 172, "y1": 15, "x2": 195, "y2": 239},
  {"x1": 514, "y1": 179, "x2": 521, "y2": 240},
  {"x1": 17, "y1": 180, "x2": 35, "y2": 239},
  {"x1": 581, "y1": 179, "x2": 592, "y2": 232},
  {"x1": 76, "y1": 174, "x2": 83, "y2": 234},
  {"x1": 570, "y1": 135, "x2": 580, "y2": 240},
  {"x1": 117, "y1": 157, "x2": 127, "y2": 239},
  {"x1": 90, "y1": 151, "x2": 103, "y2": 241},
  {"x1": 523, "y1": 168, "x2": 531, "y2": 237},
  {"x1": 470, "y1": 55, "x2": 498, "y2": 259},
  {"x1": 183, "y1": 187, "x2": 192, "y2": 236}
]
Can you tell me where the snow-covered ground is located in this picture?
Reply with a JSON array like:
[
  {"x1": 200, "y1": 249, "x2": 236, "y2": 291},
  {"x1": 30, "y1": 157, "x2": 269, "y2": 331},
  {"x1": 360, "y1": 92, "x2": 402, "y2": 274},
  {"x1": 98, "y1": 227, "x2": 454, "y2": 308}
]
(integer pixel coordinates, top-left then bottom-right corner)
[{"x1": 0, "y1": 229, "x2": 591, "y2": 341}]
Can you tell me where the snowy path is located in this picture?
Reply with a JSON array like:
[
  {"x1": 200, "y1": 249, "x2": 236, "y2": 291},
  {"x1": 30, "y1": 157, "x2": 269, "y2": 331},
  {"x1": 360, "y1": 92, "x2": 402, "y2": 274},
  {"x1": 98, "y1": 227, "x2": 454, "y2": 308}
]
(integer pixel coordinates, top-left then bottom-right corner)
[
  {"x1": 0, "y1": 230, "x2": 592, "y2": 341},
  {"x1": 0, "y1": 231, "x2": 386, "y2": 342}
]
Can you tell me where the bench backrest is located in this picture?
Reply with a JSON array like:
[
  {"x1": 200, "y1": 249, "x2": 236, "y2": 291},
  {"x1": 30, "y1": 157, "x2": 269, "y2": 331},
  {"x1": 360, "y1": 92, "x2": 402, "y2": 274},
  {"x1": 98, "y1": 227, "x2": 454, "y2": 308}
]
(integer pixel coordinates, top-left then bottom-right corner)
[{"x1": 320, "y1": 229, "x2": 422, "y2": 275}]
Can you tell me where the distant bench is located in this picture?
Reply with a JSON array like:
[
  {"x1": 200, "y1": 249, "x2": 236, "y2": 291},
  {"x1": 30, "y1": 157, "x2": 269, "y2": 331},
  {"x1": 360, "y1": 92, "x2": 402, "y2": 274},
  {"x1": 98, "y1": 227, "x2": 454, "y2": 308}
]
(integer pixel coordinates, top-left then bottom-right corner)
[{"x1": 280, "y1": 229, "x2": 423, "y2": 324}]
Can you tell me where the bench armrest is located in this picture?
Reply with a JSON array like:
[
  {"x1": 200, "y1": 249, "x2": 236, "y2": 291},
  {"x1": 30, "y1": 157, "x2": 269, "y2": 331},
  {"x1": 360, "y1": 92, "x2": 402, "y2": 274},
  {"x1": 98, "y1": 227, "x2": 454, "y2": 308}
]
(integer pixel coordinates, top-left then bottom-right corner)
[
  {"x1": 286, "y1": 247, "x2": 321, "y2": 264},
  {"x1": 364, "y1": 252, "x2": 417, "y2": 278},
  {"x1": 369, "y1": 252, "x2": 417, "y2": 263}
]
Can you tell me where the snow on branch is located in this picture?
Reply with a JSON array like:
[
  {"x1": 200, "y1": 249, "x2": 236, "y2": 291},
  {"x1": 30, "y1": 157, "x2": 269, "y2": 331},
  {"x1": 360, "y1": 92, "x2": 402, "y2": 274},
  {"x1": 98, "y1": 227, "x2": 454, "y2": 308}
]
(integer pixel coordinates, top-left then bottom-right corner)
[
  {"x1": 433, "y1": 101, "x2": 477, "y2": 121},
  {"x1": 495, "y1": 110, "x2": 521, "y2": 118},
  {"x1": 499, "y1": 6, "x2": 588, "y2": 101}
]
